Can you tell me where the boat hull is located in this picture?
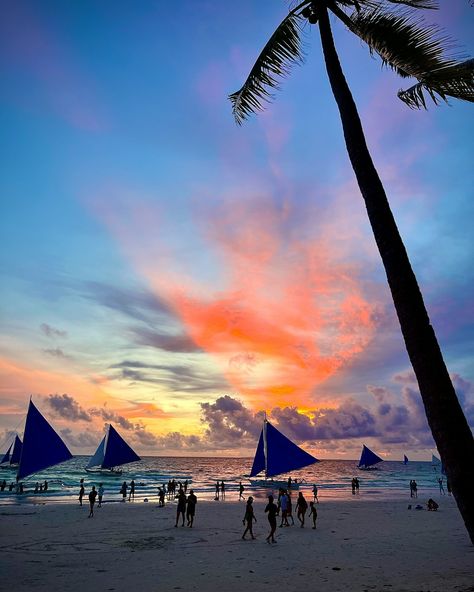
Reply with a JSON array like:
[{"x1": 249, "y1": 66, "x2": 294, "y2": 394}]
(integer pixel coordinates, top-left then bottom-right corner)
[{"x1": 250, "y1": 479, "x2": 300, "y2": 489}]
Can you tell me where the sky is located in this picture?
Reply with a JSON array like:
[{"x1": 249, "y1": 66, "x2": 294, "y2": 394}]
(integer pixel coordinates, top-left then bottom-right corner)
[{"x1": 0, "y1": 1, "x2": 473, "y2": 460}]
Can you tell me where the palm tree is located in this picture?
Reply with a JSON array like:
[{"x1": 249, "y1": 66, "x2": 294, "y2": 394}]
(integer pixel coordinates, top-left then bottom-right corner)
[{"x1": 229, "y1": 0, "x2": 474, "y2": 543}]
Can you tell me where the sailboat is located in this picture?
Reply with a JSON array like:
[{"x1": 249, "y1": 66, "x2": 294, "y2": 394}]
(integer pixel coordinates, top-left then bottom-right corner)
[
  {"x1": 249, "y1": 416, "x2": 319, "y2": 487},
  {"x1": 403, "y1": 454, "x2": 409, "y2": 465},
  {"x1": 17, "y1": 400, "x2": 73, "y2": 481},
  {"x1": 431, "y1": 453, "x2": 446, "y2": 475},
  {"x1": 0, "y1": 435, "x2": 23, "y2": 470},
  {"x1": 357, "y1": 445, "x2": 383, "y2": 470},
  {"x1": 86, "y1": 424, "x2": 141, "y2": 474}
]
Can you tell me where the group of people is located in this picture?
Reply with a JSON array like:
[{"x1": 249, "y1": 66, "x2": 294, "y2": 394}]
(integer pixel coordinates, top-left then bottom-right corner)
[
  {"x1": 165, "y1": 479, "x2": 188, "y2": 499},
  {"x1": 215, "y1": 480, "x2": 225, "y2": 500},
  {"x1": 242, "y1": 492, "x2": 318, "y2": 543},
  {"x1": 78, "y1": 478, "x2": 104, "y2": 517},
  {"x1": 33, "y1": 480, "x2": 48, "y2": 493},
  {"x1": 174, "y1": 488, "x2": 197, "y2": 527},
  {"x1": 0, "y1": 479, "x2": 24, "y2": 493},
  {"x1": 351, "y1": 477, "x2": 360, "y2": 495}
]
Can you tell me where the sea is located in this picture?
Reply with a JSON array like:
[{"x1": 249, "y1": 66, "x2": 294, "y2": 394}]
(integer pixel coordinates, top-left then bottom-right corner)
[{"x1": 0, "y1": 457, "x2": 446, "y2": 505}]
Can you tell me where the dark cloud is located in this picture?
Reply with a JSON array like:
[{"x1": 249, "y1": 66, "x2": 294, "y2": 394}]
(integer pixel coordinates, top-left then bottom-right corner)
[
  {"x1": 46, "y1": 394, "x2": 92, "y2": 422},
  {"x1": 131, "y1": 327, "x2": 200, "y2": 353},
  {"x1": 83, "y1": 281, "x2": 172, "y2": 324},
  {"x1": 43, "y1": 347, "x2": 71, "y2": 359},
  {"x1": 89, "y1": 407, "x2": 135, "y2": 431},
  {"x1": 60, "y1": 428, "x2": 100, "y2": 448},
  {"x1": 110, "y1": 359, "x2": 228, "y2": 393},
  {"x1": 40, "y1": 323, "x2": 67, "y2": 338}
]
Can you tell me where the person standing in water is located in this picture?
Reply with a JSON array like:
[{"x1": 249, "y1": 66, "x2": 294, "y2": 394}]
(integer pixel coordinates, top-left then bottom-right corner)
[
  {"x1": 264, "y1": 495, "x2": 278, "y2": 544},
  {"x1": 220, "y1": 480, "x2": 225, "y2": 500},
  {"x1": 129, "y1": 479, "x2": 136, "y2": 501},
  {"x1": 242, "y1": 497, "x2": 256, "y2": 540},
  {"x1": 120, "y1": 481, "x2": 127, "y2": 501},
  {"x1": 98, "y1": 483, "x2": 104, "y2": 507}
]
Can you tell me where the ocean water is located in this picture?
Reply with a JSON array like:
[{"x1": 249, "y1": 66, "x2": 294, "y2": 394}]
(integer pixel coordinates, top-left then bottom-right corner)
[{"x1": 0, "y1": 457, "x2": 446, "y2": 505}]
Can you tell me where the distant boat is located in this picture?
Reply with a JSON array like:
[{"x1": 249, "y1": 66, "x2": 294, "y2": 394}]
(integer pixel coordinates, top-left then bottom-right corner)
[
  {"x1": 0, "y1": 435, "x2": 23, "y2": 469},
  {"x1": 249, "y1": 416, "x2": 319, "y2": 487},
  {"x1": 17, "y1": 400, "x2": 73, "y2": 481},
  {"x1": 403, "y1": 454, "x2": 409, "y2": 465},
  {"x1": 86, "y1": 424, "x2": 141, "y2": 474},
  {"x1": 357, "y1": 445, "x2": 383, "y2": 470}
]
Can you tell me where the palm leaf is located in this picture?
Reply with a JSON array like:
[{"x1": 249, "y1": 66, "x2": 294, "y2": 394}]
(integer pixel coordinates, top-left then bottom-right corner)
[
  {"x1": 383, "y1": 0, "x2": 438, "y2": 8},
  {"x1": 330, "y1": 3, "x2": 457, "y2": 79},
  {"x1": 398, "y1": 58, "x2": 474, "y2": 107},
  {"x1": 229, "y1": 12, "x2": 305, "y2": 125}
]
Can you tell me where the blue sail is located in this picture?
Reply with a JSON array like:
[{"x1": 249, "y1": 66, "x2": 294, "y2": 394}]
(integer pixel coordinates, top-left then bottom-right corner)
[
  {"x1": 10, "y1": 435, "x2": 22, "y2": 465},
  {"x1": 1, "y1": 443, "x2": 12, "y2": 465},
  {"x1": 403, "y1": 454, "x2": 409, "y2": 465},
  {"x1": 102, "y1": 425, "x2": 140, "y2": 469},
  {"x1": 265, "y1": 421, "x2": 319, "y2": 477},
  {"x1": 358, "y1": 445, "x2": 383, "y2": 468},
  {"x1": 17, "y1": 401, "x2": 73, "y2": 480},
  {"x1": 249, "y1": 430, "x2": 265, "y2": 477},
  {"x1": 86, "y1": 436, "x2": 106, "y2": 469}
]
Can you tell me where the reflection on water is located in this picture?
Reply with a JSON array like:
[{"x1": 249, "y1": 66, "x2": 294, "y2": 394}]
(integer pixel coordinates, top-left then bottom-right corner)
[{"x1": 0, "y1": 456, "x2": 445, "y2": 505}]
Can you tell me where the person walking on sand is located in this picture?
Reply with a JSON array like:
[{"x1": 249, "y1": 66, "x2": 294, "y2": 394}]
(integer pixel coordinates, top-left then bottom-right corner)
[
  {"x1": 79, "y1": 478, "x2": 85, "y2": 506},
  {"x1": 129, "y1": 479, "x2": 135, "y2": 501},
  {"x1": 239, "y1": 481, "x2": 245, "y2": 501},
  {"x1": 175, "y1": 489, "x2": 186, "y2": 527},
  {"x1": 265, "y1": 495, "x2": 278, "y2": 544},
  {"x1": 308, "y1": 501, "x2": 318, "y2": 529},
  {"x1": 98, "y1": 483, "x2": 104, "y2": 507},
  {"x1": 242, "y1": 496, "x2": 256, "y2": 540},
  {"x1": 296, "y1": 492, "x2": 308, "y2": 528},
  {"x1": 88, "y1": 486, "x2": 98, "y2": 517},
  {"x1": 279, "y1": 490, "x2": 289, "y2": 527},
  {"x1": 186, "y1": 489, "x2": 197, "y2": 527},
  {"x1": 286, "y1": 490, "x2": 295, "y2": 525}
]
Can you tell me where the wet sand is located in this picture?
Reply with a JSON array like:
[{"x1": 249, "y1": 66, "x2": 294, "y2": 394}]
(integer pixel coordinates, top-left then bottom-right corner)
[{"x1": 1, "y1": 495, "x2": 472, "y2": 591}]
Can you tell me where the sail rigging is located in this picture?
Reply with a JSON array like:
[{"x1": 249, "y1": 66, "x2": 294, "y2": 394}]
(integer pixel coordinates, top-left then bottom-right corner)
[
  {"x1": 86, "y1": 424, "x2": 140, "y2": 471},
  {"x1": 357, "y1": 445, "x2": 383, "y2": 469},
  {"x1": 250, "y1": 418, "x2": 319, "y2": 478},
  {"x1": 17, "y1": 400, "x2": 73, "y2": 481}
]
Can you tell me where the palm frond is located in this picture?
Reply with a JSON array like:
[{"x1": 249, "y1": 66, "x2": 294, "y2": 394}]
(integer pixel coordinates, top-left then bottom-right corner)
[
  {"x1": 229, "y1": 13, "x2": 305, "y2": 125},
  {"x1": 383, "y1": 0, "x2": 438, "y2": 8},
  {"x1": 331, "y1": 4, "x2": 457, "y2": 79},
  {"x1": 398, "y1": 58, "x2": 474, "y2": 108}
]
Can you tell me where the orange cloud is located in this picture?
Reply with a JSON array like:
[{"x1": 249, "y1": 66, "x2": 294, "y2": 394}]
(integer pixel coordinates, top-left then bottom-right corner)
[{"x1": 94, "y1": 189, "x2": 379, "y2": 410}]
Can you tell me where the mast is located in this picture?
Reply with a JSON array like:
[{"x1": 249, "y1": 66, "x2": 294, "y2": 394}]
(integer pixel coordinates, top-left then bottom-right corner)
[
  {"x1": 102, "y1": 424, "x2": 110, "y2": 469},
  {"x1": 263, "y1": 412, "x2": 268, "y2": 480}
]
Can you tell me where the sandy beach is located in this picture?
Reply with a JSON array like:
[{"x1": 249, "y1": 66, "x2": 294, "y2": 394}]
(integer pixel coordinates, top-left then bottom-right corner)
[{"x1": 1, "y1": 495, "x2": 472, "y2": 592}]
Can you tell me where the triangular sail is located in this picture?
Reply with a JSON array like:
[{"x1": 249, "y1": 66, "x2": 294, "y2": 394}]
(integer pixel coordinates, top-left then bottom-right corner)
[
  {"x1": 1, "y1": 443, "x2": 12, "y2": 465},
  {"x1": 101, "y1": 425, "x2": 140, "y2": 469},
  {"x1": 358, "y1": 445, "x2": 383, "y2": 468},
  {"x1": 249, "y1": 430, "x2": 265, "y2": 478},
  {"x1": 432, "y1": 454, "x2": 441, "y2": 465},
  {"x1": 86, "y1": 436, "x2": 106, "y2": 469},
  {"x1": 10, "y1": 435, "x2": 23, "y2": 465},
  {"x1": 265, "y1": 421, "x2": 319, "y2": 477},
  {"x1": 403, "y1": 454, "x2": 409, "y2": 465},
  {"x1": 17, "y1": 401, "x2": 73, "y2": 480}
]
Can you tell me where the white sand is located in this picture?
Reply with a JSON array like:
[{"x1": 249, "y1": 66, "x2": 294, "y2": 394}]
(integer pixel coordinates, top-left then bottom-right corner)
[{"x1": 1, "y1": 495, "x2": 473, "y2": 591}]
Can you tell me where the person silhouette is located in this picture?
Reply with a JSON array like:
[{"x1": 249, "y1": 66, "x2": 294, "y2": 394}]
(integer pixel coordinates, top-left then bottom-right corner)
[
  {"x1": 186, "y1": 489, "x2": 197, "y2": 527},
  {"x1": 308, "y1": 501, "x2": 318, "y2": 529},
  {"x1": 79, "y1": 479, "x2": 85, "y2": 506},
  {"x1": 242, "y1": 497, "x2": 256, "y2": 540},
  {"x1": 264, "y1": 495, "x2": 278, "y2": 544},
  {"x1": 296, "y1": 492, "x2": 308, "y2": 527},
  {"x1": 88, "y1": 486, "x2": 98, "y2": 517},
  {"x1": 175, "y1": 489, "x2": 186, "y2": 527}
]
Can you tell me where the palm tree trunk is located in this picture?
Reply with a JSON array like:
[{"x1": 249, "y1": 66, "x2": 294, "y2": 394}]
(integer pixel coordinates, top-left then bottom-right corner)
[{"x1": 318, "y1": 5, "x2": 474, "y2": 543}]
